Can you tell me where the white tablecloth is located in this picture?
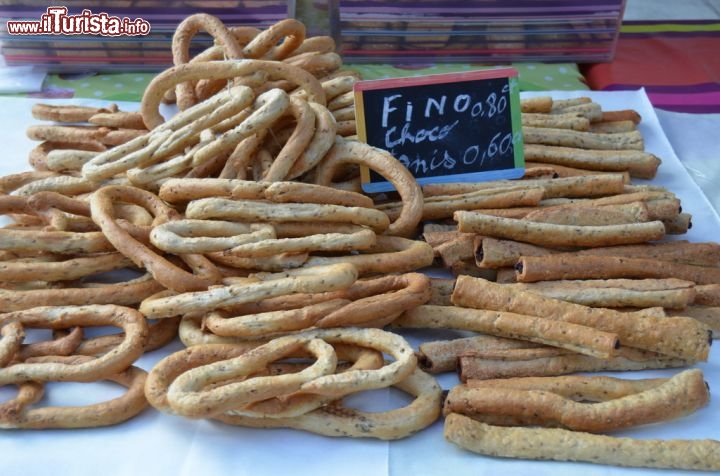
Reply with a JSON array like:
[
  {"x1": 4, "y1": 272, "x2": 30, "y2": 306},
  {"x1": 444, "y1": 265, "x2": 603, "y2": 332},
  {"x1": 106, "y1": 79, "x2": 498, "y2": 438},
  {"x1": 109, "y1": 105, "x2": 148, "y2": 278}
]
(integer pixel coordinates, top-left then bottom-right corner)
[{"x1": 0, "y1": 90, "x2": 718, "y2": 476}]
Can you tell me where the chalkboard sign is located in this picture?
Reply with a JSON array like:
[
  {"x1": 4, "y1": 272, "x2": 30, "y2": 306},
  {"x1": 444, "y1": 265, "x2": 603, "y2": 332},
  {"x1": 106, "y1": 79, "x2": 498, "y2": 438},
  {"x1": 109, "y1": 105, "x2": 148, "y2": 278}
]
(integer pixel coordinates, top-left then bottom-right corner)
[{"x1": 354, "y1": 68, "x2": 524, "y2": 193}]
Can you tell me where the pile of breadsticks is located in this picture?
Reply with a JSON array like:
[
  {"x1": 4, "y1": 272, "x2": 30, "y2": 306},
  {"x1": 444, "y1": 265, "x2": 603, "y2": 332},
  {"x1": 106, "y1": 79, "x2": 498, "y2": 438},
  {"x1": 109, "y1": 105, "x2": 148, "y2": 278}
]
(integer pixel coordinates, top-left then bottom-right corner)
[
  {"x1": 0, "y1": 12, "x2": 719, "y2": 471},
  {"x1": 396, "y1": 94, "x2": 720, "y2": 470},
  {"x1": 0, "y1": 15, "x2": 439, "y2": 438}
]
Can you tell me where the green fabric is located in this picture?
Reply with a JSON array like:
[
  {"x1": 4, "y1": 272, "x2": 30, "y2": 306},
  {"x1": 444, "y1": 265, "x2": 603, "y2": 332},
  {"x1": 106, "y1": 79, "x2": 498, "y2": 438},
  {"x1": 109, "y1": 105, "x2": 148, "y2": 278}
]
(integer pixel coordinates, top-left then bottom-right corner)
[
  {"x1": 36, "y1": 61, "x2": 586, "y2": 102},
  {"x1": 42, "y1": 73, "x2": 155, "y2": 101},
  {"x1": 346, "y1": 63, "x2": 588, "y2": 91}
]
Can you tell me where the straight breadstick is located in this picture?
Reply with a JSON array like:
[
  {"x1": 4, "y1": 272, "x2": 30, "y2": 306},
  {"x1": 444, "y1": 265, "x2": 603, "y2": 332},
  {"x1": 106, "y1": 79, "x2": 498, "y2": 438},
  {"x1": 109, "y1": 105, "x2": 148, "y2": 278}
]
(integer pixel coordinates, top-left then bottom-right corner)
[
  {"x1": 452, "y1": 275, "x2": 712, "y2": 361},
  {"x1": 455, "y1": 211, "x2": 666, "y2": 248},
  {"x1": 444, "y1": 414, "x2": 720, "y2": 472},
  {"x1": 457, "y1": 348, "x2": 692, "y2": 380},
  {"x1": 417, "y1": 335, "x2": 543, "y2": 373},
  {"x1": 523, "y1": 126, "x2": 644, "y2": 150},
  {"x1": 444, "y1": 369, "x2": 709, "y2": 432},
  {"x1": 508, "y1": 279, "x2": 697, "y2": 310},
  {"x1": 523, "y1": 144, "x2": 660, "y2": 179},
  {"x1": 695, "y1": 284, "x2": 720, "y2": 306},
  {"x1": 516, "y1": 254, "x2": 720, "y2": 285},
  {"x1": 423, "y1": 173, "x2": 626, "y2": 199},
  {"x1": 394, "y1": 304, "x2": 620, "y2": 359}
]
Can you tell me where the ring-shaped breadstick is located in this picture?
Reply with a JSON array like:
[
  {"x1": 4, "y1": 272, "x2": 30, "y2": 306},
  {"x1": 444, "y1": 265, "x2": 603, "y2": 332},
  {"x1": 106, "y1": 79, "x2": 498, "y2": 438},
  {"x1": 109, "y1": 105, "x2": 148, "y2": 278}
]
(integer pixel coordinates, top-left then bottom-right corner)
[
  {"x1": 20, "y1": 326, "x2": 83, "y2": 360},
  {"x1": 167, "y1": 336, "x2": 337, "y2": 418},
  {"x1": 141, "y1": 60, "x2": 326, "y2": 130},
  {"x1": 190, "y1": 88, "x2": 291, "y2": 168},
  {"x1": 185, "y1": 197, "x2": 390, "y2": 234},
  {"x1": 171, "y1": 13, "x2": 245, "y2": 110},
  {"x1": 0, "y1": 380, "x2": 44, "y2": 424},
  {"x1": 263, "y1": 181, "x2": 374, "y2": 208},
  {"x1": 139, "y1": 262, "x2": 358, "y2": 319},
  {"x1": 315, "y1": 272, "x2": 431, "y2": 328},
  {"x1": 261, "y1": 96, "x2": 316, "y2": 181},
  {"x1": 0, "y1": 320, "x2": 24, "y2": 367},
  {"x1": 0, "y1": 252, "x2": 134, "y2": 283},
  {"x1": 230, "y1": 343, "x2": 383, "y2": 419},
  {"x1": 63, "y1": 316, "x2": 179, "y2": 357},
  {"x1": 90, "y1": 185, "x2": 223, "y2": 293},
  {"x1": 304, "y1": 235, "x2": 435, "y2": 276},
  {"x1": 150, "y1": 220, "x2": 275, "y2": 254},
  {"x1": 80, "y1": 129, "x2": 171, "y2": 182},
  {"x1": 153, "y1": 85, "x2": 256, "y2": 161},
  {"x1": 215, "y1": 365, "x2": 442, "y2": 440},
  {"x1": 242, "y1": 18, "x2": 305, "y2": 60},
  {"x1": 0, "y1": 272, "x2": 164, "y2": 312},
  {"x1": 285, "y1": 101, "x2": 338, "y2": 180},
  {"x1": 203, "y1": 298, "x2": 350, "y2": 338},
  {"x1": 0, "y1": 357, "x2": 148, "y2": 429},
  {"x1": 0, "y1": 228, "x2": 113, "y2": 255},
  {"x1": 292, "y1": 327, "x2": 418, "y2": 398},
  {"x1": 212, "y1": 227, "x2": 377, "y2": 259},
  {"x1": 0, "y1": 305, "x2": 147, "y2": 384},
  {"x1": 314, "y1": 138, "x2": 423, "y2": 237},
  {"x1": 288, "y1": 35, "x2": 336, "y2": 57}
]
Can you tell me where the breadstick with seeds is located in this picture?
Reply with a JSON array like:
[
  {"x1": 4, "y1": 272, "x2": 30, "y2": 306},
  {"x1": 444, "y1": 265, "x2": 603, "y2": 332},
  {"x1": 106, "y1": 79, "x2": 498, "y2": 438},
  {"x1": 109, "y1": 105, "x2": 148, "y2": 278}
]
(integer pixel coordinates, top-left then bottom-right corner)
[
  {"x1": 444, "y1": 414, "x2": 720, "y2": 472},
  {"x1": 452, "y1": 275, "x2": 713, "y2": 361},
  {"x1": 516, "y1": 254, "x2": 720, "y2": 285},
  {"x1": 523, "y1": 126, "x2": 644, "y2": 150},
  {"x1": 457, "y1": 348, "x2": 693, "y2": 380},
  {"x1": 522, "y1": 204, "x2": 649, "y2": 226},
  {"x1": 521, "y1": 112, "x2": 590, "y2": 131},
  {"x1": 696, "y1": 284, "x2": 720, "y2": 306},
  {"x1": 523, "y1": 143, "x2": 661, "y2": 179},
  {"x1": 520, "y1": 96, "x2": 552, "y2": 113},
  {"x1": 455, "y1": 211, "x2": 666, "y2": 248},
  {"x1": 31, "y1": 103, "x2": 118, "y2": 123},
  {"x1": 508, "y1": 278, "x2": 696, "y2": 310},
  {"x1": 417, "y1": 335, "x2": 543, "y2": 373},
  {"x1": 444, "y1": 368, "x2": 709, "y2": 432},
  {"x1": 394, "y1": 305, "x2": 620, "y2": 359}
]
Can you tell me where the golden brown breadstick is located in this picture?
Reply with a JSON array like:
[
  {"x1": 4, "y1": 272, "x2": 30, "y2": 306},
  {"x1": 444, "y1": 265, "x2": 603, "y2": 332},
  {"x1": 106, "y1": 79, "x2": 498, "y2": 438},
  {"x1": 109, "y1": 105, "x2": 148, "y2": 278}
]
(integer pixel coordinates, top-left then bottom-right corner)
[
  {"x1": 601, "y1": 109, "x2": 642, "y2": 124},
  {"x1": 695, "y1": 284, "x2": 720, "y2": 306},
  {"x1": 520, "y1": 96, "x2": 552, "y2": 113},
  {"x1": 516, "y1": 254, "x2": 720, "y2": 285},
  {"x1": 521, "y1": 112, "x2": 590, "y2": 131},
  {"x1": 509, "y1": 278, "x2": 697, "y2": 310},
  {"x1": 394, "y1": 305, "x2": 619, "y2": 359},
  {"x1": 523, "y1": 144, "x2": 661, "y2": 179},
  {"x1": 523, "y1": 126, "x2": 644, "y2": 150},
  {"x1": 444, "y1": 368, "x2": 709, "y2": 432},
  {"x1": 457, "y1": 348, "x2": 692, "y2": 380},
  {"x1": 522, "y1": 203, "x2": 649, "y2": 226},
  {"x1": 380, "y1": 186, "x2": 545, "y2": 222},
  {"x1": 417, "y1": 335, "x2": 542, "y2": 373},
  {"x1": 31, "y1": 103, "x2": 118, "y2": 123},
  {"x1": 455, "y1": 211, "x2": 666, "y2": 248},
  {"x1": 444, "y1": 414, "x2": 720, "y2": 472},
  {"x1": 452, "y1": 275, "x2": 712, "y2": 361}
]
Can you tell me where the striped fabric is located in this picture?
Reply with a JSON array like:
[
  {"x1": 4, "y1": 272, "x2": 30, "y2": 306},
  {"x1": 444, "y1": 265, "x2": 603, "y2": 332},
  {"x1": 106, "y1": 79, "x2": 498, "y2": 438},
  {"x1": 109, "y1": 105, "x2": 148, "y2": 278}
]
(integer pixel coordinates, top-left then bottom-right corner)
[{"x1": 582, "y1": 21, "x2": 720, "y2": 113}]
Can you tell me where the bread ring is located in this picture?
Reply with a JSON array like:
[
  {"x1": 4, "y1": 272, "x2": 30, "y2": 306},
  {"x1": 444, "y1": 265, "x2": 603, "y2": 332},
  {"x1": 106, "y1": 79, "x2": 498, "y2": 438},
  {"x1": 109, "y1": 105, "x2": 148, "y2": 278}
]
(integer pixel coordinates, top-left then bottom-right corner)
[
  {"x1": 90, "y1": 185, "x2": 223, "y2": 293},
  {"x1": 141, "y1": 59, "x2": 326, "y2": 129},
  {"x1": 313, "y1": 138, "x2": 423, "y2": 237}
]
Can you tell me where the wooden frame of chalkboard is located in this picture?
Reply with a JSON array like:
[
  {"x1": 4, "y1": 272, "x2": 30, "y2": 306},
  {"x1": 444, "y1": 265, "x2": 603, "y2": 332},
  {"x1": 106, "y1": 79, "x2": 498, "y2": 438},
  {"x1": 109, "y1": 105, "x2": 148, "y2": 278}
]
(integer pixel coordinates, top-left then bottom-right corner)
[{"x1": 354, "y1": 67, "x2": 524, "y2": 193}]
